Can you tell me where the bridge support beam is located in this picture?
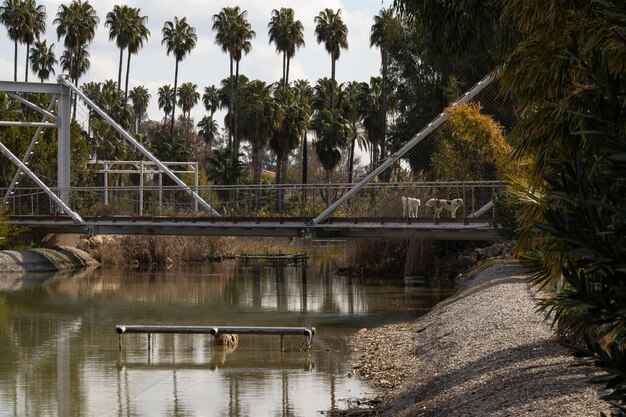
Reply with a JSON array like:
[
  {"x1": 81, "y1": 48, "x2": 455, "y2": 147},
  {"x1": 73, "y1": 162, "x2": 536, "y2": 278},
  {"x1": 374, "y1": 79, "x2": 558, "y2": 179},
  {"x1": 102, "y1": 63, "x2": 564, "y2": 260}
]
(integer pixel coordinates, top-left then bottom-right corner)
[{"x1": 57, "y1": 78, "x2": 72, "y2": 206}]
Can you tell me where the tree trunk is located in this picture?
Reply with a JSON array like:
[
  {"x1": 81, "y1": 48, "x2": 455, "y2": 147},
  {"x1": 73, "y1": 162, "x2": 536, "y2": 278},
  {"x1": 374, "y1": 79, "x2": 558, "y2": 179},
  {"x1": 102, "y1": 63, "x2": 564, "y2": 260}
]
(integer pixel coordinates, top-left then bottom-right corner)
[
  {"x1": 285, "y1": 55, "x2": 290, "y2": 86},
  {"x1": 380, "y1": 50, "x2": 387, "y2": 163},
  {"x1": 282, "y1": 52, "x2": 286, "y2": 87},
  {"x1": 325, "y1": 169, "x2": 332, "y2": 207},
  {"x1": 228, "y1": 56, "x2": 234, "y2": 149},
  {"x1": 234, "y1": 60, "x2": 240, "y2": 157},
  {"x1": 301, "y1": 131, "x2": 308, "y2": 184},
  {"x1": 276, "y1": 152, "x2": 283, "y2": 213},
  {"x1": 348, "y1": 134, "x2": 356, "y2": 184},
  {"x1": 24, "y1": 42, "x2": 31, "y2": 82},
  {"x1": 13, "y1": 40, "x2": 18, "y2": 81},
  {"x1": 330, "y1": 58, "x2": 336, "y2": 109},
  {"x1": 124, "y1": 50, "x2": 131, "y2": 102},
  {"x1": 171, "y1": 59, "x2": 179, "y2": 135},
  {"x1": 118, "y1": 47, "x2": 124, "y2": 90},
  {"x1": 252, "y1": 143, "x2": 262, "y2": 210}
]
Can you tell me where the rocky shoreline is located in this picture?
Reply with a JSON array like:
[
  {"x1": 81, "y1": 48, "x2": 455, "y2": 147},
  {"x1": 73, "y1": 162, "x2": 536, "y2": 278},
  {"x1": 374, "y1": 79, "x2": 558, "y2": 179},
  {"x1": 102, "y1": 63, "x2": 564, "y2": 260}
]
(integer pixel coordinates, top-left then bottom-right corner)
[{"x1": 343, "y1": 261, "x2": 614, "y2": 416}]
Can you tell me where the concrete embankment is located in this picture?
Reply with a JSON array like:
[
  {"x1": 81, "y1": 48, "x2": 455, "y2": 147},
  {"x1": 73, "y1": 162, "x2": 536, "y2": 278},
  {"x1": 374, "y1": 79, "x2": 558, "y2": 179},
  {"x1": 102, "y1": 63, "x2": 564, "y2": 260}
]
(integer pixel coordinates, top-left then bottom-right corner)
[
  {"x1": 347, "y1": 261, "x2": 614, "y2": 416},
  {"x1": 0, "y1": 246, "x2": 99, "y2": 273}
]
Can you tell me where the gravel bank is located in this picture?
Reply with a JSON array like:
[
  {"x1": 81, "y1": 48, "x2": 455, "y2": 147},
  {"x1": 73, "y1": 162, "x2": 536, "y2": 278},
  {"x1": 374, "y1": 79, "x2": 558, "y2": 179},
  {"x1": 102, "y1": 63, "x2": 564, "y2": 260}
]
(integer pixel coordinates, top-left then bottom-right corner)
[{"x1": 347, "y1": 261, "x2": 614, "y2": 416}]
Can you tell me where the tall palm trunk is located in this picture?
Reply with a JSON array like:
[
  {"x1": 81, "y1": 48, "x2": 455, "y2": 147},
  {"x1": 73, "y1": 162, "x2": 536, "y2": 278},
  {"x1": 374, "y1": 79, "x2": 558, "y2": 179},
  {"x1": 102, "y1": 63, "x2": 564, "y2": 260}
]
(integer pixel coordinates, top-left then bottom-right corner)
[
  {"x1": 117, "y1": 47, "x2": 123, "y2": 91},
  {"x1": 125, "y1": 50, "x2": 131, "y2": 102},
  {"x1": 282, "y1": 52, "x2": 286, "y2": 87},
  {"x1": 171, "y1": 59, "x2": 179, "y2": 135},
  {"x1": 348, "y1": 134, "x2": 356, "y2": 183},
  {"x1": 228, "y1": 56, "x2": 234, "y2": 148},
  {"x1": 380, "y1": 49, "x2": 388, "y2": 179},
  {"x1": 276, "y1": 152, "x2": 285, "y2": 213},
  {"x1": 233, "y1": 59, "x2": 240, "y2": 159},
  {"x1": 324, "y1": 169, "x2": 332, "y2": 207},
  {"x1": 330, "y1": 58, "x2": 336, "y2": 109},
  {"x1": 286, "y1": 56, "x2": 291, "y2": 86},
  {"x1": 252, "y1": 143, "x2": 262, "y2": 210},
  {"x1": 13, "y1": 40, "x2": 18, "y2": 81},
  {"x1": 24, "y1": 42, "x2": 31, "y2": 82},
  {"x1": 301, "y1": 131, "x2": 308, "y2": 184}
]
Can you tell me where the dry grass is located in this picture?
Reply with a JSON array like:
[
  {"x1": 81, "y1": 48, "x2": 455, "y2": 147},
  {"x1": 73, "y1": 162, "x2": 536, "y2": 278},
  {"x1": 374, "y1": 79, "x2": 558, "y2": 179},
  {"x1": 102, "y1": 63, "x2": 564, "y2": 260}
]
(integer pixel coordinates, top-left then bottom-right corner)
[{"x1": 81, "y1": 235, "x2": 230, "y2": 265}]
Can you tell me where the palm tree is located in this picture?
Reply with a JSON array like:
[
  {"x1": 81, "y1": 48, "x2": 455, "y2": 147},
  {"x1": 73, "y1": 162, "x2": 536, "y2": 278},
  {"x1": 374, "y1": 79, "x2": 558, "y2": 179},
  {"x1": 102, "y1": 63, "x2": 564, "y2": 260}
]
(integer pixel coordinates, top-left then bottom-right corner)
[
  {"x1": 343, "y1": 81, "x2": 368, "y2": 183},
  {"x1": 370, "y1": 8, "x2": 400, "y2": 165},
  {"x1": 312, "y1": 108, "x2": 347, "y2": 184},
  {"x1": 268, "y1": 8, "x2": 304, "y2": 87},
  {"x1": 361, "y1": 77, "x2": 384, "y2": 170},
  {"x1": 313, "y1": 77, "x2": 346, "y2": 112},
  {"x1": 197, "y1": 115, "x2": 219, "y2": 153},
  {"x1": 218, "y1": 74, "x2": 248, "y2": 143},
  {"x1": 55, "y1": 0, "x2": 99, "y2": 119},
  {"x1": 271, "y1": 86, "x2": 309, "y2": 212},
  {"x1": 105, "y1": 5, "x2": 132, "y2": 91},
  {"x1": 212, "y1": 6, "x2": 255, "y2": 156},
  {"x1": 161, "y1": 16, "x2": 197, "y2": 135},
  {"x1": 21, "y1": 0, "x2": 46, "y2": 82},
  {"x1": 202, "y1": 85, "x2": 220, "y2": 118},
  {"x1": 81, "y1": 80, "x2": 100, "y2": 137},
  {"x1": 60, "y1": 46, "x2": 90, "y2": 85},
  {"x1": 128, "y1": 85, "x2": 150, "y2": 134},
  {"x1": 239, "y1": 80, "x2": 276, "y2": 187},
  {"x1": 29, "y1": 39, "x2": 56, "y2": 82},
  {"x1": 55, "y1": 0, "x2": 99, "y2": 84},
  {"x1": 293, "y1": 79, "x2": 314, "y2": 185},
  {"x1": 314, "y1": 8, "x2": 348, "y2": 110},
  {"x1": 0, "y1": 0, "x2": 23, "y2": 81},
  {"x1": 206, "y1": 147, "x2": 244, "y2": 188},
  {"x1": 176, "y1": 81, "x2": 199, "y2": 134},
  {"x1": 157, "y1": 84, "x2": 175, "y2": 125},
  {"x1": 124, "y1": 8, "x2": 149, "y2": 101}
]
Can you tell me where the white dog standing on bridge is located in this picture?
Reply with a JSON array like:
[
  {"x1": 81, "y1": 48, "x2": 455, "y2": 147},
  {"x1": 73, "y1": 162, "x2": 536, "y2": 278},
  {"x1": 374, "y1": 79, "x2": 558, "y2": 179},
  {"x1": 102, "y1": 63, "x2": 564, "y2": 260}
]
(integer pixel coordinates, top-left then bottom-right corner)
[
  {"x1": 425, "y1": 198, "x2": 464, "y2": 219},
  {"x1": 401, "y1": 196, "x2": 421, "y2": 218}
]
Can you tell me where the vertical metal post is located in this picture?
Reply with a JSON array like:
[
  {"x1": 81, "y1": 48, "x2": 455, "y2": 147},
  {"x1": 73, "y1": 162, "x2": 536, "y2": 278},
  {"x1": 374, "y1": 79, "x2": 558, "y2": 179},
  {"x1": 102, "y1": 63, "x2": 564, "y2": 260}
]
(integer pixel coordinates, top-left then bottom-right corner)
[
  {"x1": 194, "y1": 161, "x2": 199, "y2": 212},
  {"x1": 139, "y1": 161, "x2": 144, "y2": 216},
  {"x1": 159, "y1": 173, "x2": 163, "y2": 212},
  {"x1": 104, "y1": 163, "x2": 109, "y2": 206},
  {"x1": 57, "y1": 81, "x2": 71, "y2": 207}
]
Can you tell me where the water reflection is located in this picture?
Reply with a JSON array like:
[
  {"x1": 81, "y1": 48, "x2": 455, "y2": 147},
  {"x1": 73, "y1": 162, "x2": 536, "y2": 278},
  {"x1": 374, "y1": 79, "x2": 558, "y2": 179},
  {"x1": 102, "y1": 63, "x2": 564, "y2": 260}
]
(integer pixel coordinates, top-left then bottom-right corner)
[{"x1": 0, "y1": 259, "x2": 452, "y2": 416}]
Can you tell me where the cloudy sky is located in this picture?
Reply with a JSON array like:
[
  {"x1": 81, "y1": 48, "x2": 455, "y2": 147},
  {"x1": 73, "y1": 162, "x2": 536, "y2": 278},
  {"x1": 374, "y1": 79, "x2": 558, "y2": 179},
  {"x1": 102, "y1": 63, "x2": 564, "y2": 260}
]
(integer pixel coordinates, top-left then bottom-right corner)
[{"x1": 1, "y1": 0, "x2": 392, "y2": 127}]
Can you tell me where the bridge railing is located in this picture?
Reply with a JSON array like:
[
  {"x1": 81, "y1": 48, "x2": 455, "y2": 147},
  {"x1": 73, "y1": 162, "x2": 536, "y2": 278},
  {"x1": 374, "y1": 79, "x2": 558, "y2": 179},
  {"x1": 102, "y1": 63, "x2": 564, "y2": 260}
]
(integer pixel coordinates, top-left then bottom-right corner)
[{"x1": 1, "y1": 181, "x2": 505, "y2": 223}]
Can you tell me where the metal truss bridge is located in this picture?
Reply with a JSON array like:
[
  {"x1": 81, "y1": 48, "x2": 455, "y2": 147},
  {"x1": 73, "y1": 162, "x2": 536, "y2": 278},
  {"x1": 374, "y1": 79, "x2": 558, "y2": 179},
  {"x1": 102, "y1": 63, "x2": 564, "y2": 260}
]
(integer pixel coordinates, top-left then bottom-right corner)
[
  {"x1": 0, "y1": 74, "x2": 505, "y2": 241},
  {"x1": 4, "y1": 181, "x2": 502, "y2": 240}
]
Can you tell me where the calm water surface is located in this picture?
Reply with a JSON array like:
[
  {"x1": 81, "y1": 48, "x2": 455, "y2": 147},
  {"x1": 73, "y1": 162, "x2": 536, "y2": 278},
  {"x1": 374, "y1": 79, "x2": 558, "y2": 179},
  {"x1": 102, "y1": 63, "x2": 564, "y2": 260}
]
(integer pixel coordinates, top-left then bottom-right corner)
[{"x1": 0, "y1": 258, "x2": 453, "y2": 417}]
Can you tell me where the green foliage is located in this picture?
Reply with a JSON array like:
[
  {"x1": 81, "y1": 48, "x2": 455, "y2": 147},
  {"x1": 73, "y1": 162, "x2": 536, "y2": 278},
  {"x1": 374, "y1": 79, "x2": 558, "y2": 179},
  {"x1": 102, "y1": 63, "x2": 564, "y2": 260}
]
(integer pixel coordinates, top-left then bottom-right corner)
[{"x1": 516, "y1": 16, "x2": 626, "y2": 408}]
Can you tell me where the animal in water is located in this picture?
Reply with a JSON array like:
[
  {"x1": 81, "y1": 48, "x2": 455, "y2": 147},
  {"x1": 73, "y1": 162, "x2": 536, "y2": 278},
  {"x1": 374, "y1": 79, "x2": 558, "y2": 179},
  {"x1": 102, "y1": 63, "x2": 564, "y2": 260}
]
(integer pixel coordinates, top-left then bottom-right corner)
[
  {"x1": 425, "y1": 198, "x2": 464, "y2": 219},
  {"x1": 401, "y1": 196, "x2": 421, "y2": 218}
]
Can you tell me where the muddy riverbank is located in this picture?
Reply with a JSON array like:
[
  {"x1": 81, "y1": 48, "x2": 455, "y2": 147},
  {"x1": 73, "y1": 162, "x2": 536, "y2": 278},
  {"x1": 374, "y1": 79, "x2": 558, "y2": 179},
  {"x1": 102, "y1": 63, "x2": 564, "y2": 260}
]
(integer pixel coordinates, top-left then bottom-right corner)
[{"x1": 343, "y1": 261, "x2": 614, "y2": 416}]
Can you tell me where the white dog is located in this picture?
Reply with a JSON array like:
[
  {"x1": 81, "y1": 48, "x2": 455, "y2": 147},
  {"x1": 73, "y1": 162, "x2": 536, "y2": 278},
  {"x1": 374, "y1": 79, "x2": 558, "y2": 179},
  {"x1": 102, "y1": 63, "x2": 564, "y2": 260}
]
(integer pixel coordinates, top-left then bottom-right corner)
[
  {"x1": 401, "y1": 196, "x2": 421, "y2": 218},
  {"x1": 425, "y1": 198, "x2": 463, "y2": 219}
]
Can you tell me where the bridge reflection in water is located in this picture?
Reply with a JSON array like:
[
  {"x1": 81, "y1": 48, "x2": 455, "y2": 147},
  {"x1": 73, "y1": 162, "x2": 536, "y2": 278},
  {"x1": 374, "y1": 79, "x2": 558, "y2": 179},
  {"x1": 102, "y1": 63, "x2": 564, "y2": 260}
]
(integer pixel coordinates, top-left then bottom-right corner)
[
  {"x1": 4, "y1": 181, "x2": 503, "y2": 240},
  {"x1": 0, "y1": 260, "x2": 453, "y2": 416}
]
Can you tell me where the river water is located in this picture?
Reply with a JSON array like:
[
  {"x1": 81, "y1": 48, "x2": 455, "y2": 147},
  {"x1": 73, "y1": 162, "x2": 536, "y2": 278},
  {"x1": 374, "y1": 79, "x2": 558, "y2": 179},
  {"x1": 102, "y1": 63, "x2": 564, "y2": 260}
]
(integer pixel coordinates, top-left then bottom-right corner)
[{"x1": 0, "y1": 258, "x2": 452, "y2": 417}]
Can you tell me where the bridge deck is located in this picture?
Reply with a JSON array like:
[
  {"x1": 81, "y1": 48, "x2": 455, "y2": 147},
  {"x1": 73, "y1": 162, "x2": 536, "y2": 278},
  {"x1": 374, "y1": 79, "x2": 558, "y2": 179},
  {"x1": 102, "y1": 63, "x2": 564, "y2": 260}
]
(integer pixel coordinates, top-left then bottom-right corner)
[{"x1": 10, "y1": 215, "x2": 500, "y2": 240}]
